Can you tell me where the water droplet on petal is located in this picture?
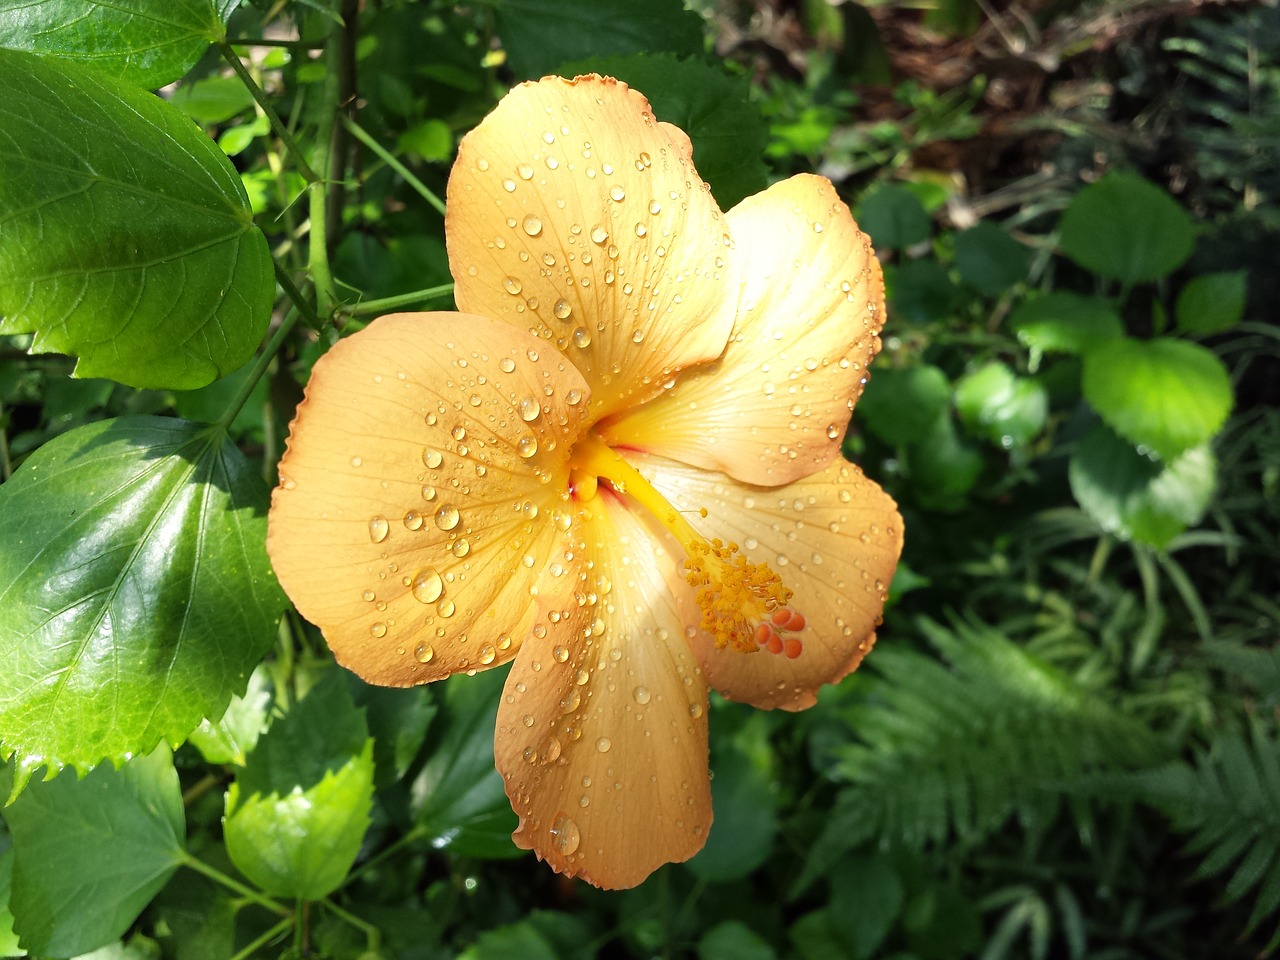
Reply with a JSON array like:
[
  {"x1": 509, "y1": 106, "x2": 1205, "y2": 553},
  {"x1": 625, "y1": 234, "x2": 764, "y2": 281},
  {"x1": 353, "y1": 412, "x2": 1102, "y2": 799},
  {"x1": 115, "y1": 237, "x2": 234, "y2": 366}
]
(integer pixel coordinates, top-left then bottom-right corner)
[
  {"x1": 633, "y1": 685, "x2": 651, "y2": 705},
  {"x1": 518, "y1": 396, "x2": 541, "y2": 421},
  {"x1": 551, "y1": 815, "x2": 581, "y2": 855},
  {"x1": 522, "y1": 214, "x2": 542, "y2": 236},
  {"x1": 371, "y1": 622, "x2": 387, "y2": 638},
  {"x1": 438, "y1": 598, "x2": 456, "y2": 618},
  {"x1": 596, "y1": 737, "x2": 612, "y2": 753},
  {"x1": 423, "y1": 448, "x2": 444, "y2": 469},
  {"x1": 369, "y1": 517, "x2": 389, "y2": 543},
  {"x1": 553, "y1": 298, "x2": 573, "y2": 320},
  {"x1": 403, "y1": 510, "x2": 424, "y2": 531},
  {"x1": 435, "y1": 504, "x2": 461, "y2": 530},
  {"x1": 500, "y1": 357, "x2": 516, "y2": 373},
  {"x1": 609, "y1": 185, "x2": 626, "y2": 202},
  {"x1": 503, "y1": 276, "x2": 523, "y2": 295},
  {"x1": 479, "y1": 644, "x2": 496, "y2": 665},
  {"x1": 415, "y1": 642, "x2": 434, "y2": 663},
  {"x1": 412, "y1": 568, "x2": 443, "y2": 604},
  {"x1": 517, "y1": 435, "x2": 539, "y2": 458}
]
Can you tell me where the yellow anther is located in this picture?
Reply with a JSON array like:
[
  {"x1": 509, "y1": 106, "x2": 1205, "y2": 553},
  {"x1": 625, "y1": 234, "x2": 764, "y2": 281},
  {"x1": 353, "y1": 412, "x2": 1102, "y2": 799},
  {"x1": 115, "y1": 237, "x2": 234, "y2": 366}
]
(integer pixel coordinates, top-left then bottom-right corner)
[{"x1": 569, "y1": 437, "x2": 805, "y2": 657}]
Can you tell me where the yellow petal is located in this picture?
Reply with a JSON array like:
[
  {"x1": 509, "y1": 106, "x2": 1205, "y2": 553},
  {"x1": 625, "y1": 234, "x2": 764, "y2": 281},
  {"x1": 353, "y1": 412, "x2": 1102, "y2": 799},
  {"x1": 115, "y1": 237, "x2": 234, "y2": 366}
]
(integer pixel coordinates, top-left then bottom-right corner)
[
  {"x1": 636, "y1": 452, "x2": 903, "y2": 710},
  {"x1": 267, "y1": 312, "x2": 592, "y2": 686},
  {"x1": 446, "y1": 75, "x2": 736, "y2": 419},
  {"x1": 600, "y1": 175, "x2": 885, "y2": 487},
  {"x1": 495, "y1": 493, "x2": 711, "y2": 889}
]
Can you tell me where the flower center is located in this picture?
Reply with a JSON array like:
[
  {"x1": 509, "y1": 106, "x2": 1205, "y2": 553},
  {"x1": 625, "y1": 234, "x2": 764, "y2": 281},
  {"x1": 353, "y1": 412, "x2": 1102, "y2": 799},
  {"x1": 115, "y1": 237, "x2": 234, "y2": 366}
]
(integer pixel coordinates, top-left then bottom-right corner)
[{"x1": 569, "y1": 437, "x2": 805, "y2": 659}]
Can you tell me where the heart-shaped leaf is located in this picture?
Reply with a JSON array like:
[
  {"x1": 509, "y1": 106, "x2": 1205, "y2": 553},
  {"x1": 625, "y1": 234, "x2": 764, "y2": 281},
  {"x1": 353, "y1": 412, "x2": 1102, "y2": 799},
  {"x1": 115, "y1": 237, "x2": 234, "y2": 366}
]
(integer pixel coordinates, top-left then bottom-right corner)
[
  {"x1": 0, "y1": 49, "x2": 273, "y2": 390},
  {"x1": 0, "y1": 416, "x2": 285, "y2": 789}
]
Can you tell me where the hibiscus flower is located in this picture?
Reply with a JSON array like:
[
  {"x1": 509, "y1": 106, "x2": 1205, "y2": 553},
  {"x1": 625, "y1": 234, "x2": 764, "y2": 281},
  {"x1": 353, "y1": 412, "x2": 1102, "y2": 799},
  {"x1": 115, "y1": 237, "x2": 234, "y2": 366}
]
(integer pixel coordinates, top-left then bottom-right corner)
[{"x1": 267, "y1": 75, "x2": 902, "y2": 889}]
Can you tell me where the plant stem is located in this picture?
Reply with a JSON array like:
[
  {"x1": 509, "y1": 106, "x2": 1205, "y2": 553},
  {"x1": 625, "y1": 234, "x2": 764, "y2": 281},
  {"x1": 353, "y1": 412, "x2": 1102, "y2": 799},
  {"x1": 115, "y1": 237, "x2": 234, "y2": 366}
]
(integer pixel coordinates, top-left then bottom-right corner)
[
  {"x1": 181, "y1": 853, "x2": 291, "y2": 918},
  {"x1": 217, "y1": 305, "x2": 300, "y2": 432},
  {"x1": 275, "y1": 259, "x2": 324, "y2": 330},
  {"x1": 228, "y1": 917, "x2": 293, "y2": 960},
  {"x1": 341, "y1": 115, "x2": 448, "y2": 215},
  {"x1": 219, "y1": 43, "x2": 318, "y2": 184},
  {"x1": 322, "y1": 898, "x2": 383, "y2": 953},
  {"x1": 338, "y1": 283, "x2": 456, "y2": 318},
  {"x1": 341, "y1": 824, "x2": 428, "y2": 887}
]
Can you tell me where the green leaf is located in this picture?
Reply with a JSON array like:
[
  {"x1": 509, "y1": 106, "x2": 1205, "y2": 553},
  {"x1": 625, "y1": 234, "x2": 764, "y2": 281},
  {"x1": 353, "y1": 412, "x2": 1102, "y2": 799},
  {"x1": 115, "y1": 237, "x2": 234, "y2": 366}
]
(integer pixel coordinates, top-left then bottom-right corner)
[
  {"x1": 698, "y1": 920, "x2": 776, "y2": 960},
  {"x1": 560, "y1": 54, "x2": 769, "y2": 210},
  {"x1": 855, "y1": 183, "x2": 931, "y2": 250},
  {"x1": 0, "y1": 49, "x2": 273, "y2": 390},
  {"x1": 168, "y1": 75, "x2": 256, "y2": 125},
  {"x1": 687, "y1": 742, "x2": 777, "y2": 882},
  {"x1": 1068, "y1": 423, "x2": 1216, "y2": 549},
  {"x1": 224, "y1": 670, "x2": 375, "y2": 899},
  {"x1": 902, "y1": 884, "x2": 983, "y2": 960},
  {"x1": 1009, "y1": 293, "x2": 1124, "y2": 355},
  {"x1": 348, "y1": 677, "x2": 437, "y2": 787},
  {"x1": 398, "y1": 119, "x2": 454, "y2": 164},
  {"x1": 828, "y1": 853, "x2": 904, "y2": 959},
  {"x1": 187, "y1": 666, "x2": 272, "y2": 767},
  {"x1": 1058, "y1": 172, "x2": 1194, "y2": 283},
  {"x1": 2, "y1": 746, "x2": 184, "y2": 957},
  {"x1": 954, "y1": 221, "x2": 1029, "y2": 294},
  {"x1": 494, "y1": 0, "x2": 704, "y2": 80},
  {"x1": 887, "y1": 258, "x2": 955, "y2": 323},
  {"x1": 457, "y1": 920, "x2": 561, "y2": 960},
  {"x1": 0, "y1": 844, "x2": 23, "y2": 957},
  {"x1": 954, "y1": 361, "x2": 1047, "y2": 448},
  {"x1": 1081, "y1": 337, "x2": 1233, "y2": 460},
  {"x1": 903, "y1": 414, "x2": 983, "y2": 512},
  {"x1": 0, "y1": 0, "x2": 236, "y2": 89},
  {"x1": 410, "y1": 667, "x2": 520, "y2": 859},
  {"x1": 0, "y1": 416, "x2": 284, "y2": 787},
  {"x1": 1175, "y1": 270, "x2": 1248, "y2": 334},
  {"x1": 856, "y1": 364, "x2": 951, "y2": 446}
]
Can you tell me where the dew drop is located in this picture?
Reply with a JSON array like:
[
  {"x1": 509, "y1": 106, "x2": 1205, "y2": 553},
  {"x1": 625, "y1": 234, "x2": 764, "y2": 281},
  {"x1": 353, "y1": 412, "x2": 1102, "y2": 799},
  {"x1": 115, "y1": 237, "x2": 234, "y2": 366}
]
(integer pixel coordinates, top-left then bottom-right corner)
[
  {"x1": 633, "y1": 685, "x2": 652, "y2": 705},
  {"x1": 368, "y1": 516, "x2": 389, "y2": 543},
  {"x1": 689, "y1": 703, "x2": 704, "y2": 719},
  {"x1": 435, "y1": 504, "x2": 461, "y2": 530},
  {"x1": 503, "y1": 276, "x2": 523, "y2": 295},
  {"x1": 590, "y1": 225, "x2": 608, "y2": 244},
  {"x1": 500, "y1": 357, "x2": 516, "y2": 373},
  {"x1": 438, "y1": 598, "x2": 456, "y2": 618},
  {"x1": 522, "y1": 214, "x2": 543, "y2": 236},
  {"x1": 553, "y1": 644, "x2": 570, "y2": 663},
  {"x1": 519, "y1": 396, "x2": 542, "y2": 421},
  {"x1": 478, "y1": 644, "x2": 497, "y2": 665},
  {"x1": 635, "y1": 223, "x2": 647, "y2": 237},
  {"x1": 517, "y1": 435, "x2": 539, "y2": 458},
  {"x1": 553, "y1": 298, "x2": 573, "y2": 320},
  {"x1": 517, "y1": 163, "x2": 534, "y2": 180},
  {"x1": 423, "y1": 448, "x2": 444, "y2": 469},
  {"x1": 502, "y1": 178, "x2": 516, "y2": 192},
  {"x1": 371, "y1": 622, "x2": 387, "y2": 638},
  {"x1": 551, "y1": 815, "x2": 581, "y2": 855},
  {"x1": 572, "y1": 326, "x2": 592, "y2": 348},
  {"x1": 609, "y1": 185, "x2": 626, "y2": 202},
  {"x1": 403, "y1": 510, "x2": 424, "y2": 531},
  {"x1": 596, "y1": 737, "x2": 612, "y2": 753},
  {"x1": 411, "y1": 568, "x2": 444, "y2": 604},
  {"x1": 415, "y1": 642, "x2": 434, "y2": 663}
]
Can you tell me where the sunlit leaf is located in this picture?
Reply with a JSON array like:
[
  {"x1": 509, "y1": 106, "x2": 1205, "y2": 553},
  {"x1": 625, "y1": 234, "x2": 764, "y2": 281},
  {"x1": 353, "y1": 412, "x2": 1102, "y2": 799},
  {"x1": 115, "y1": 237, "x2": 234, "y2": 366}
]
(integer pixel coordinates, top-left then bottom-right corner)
[
  {"x1": 2, "y1": 747, "x2": 184, "y2": 957},
  {"x1": 0, "y1": 49, "x2": 273, "y2": 390},
  {"x1": 954, "y1": 361, "x2": 1047, "y2": 448},
  {"x1": 1081, "y1": 337, "x2": 1233, "y2": 460},
  {"x1": 0, "y1": 417, "x2": 284, "y2": 787},
  {"x1": 1009, "y1": 293, "x2": 1124, "y2": 355},
  {"x1": 0, "y1": 0, "x2": 237, "y2": 89},
  {"x1": 187, "y1": 667, "x2": 273, "y2": 767},
  {"x1": 223, "y1": 670, "x2": 374, "y2": 900}
]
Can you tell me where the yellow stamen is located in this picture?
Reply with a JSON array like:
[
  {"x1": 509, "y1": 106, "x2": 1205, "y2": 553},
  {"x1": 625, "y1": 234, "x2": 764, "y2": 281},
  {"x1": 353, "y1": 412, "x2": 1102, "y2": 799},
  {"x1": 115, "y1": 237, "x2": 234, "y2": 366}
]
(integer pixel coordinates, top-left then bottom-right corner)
[{"x1": 571, "y1": 438, "x2": 805, "y2": 657}]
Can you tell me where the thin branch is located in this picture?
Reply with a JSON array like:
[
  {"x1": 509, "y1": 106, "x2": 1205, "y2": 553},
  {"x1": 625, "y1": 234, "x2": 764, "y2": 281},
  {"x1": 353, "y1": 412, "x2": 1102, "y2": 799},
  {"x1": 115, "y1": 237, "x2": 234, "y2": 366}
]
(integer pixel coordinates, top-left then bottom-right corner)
[
  {"x1": 341, "y1": 115, "x2": 448, "y2": 215},
  {"x1": 218, "y1": 43, "x2": 318, "y2": 184}
]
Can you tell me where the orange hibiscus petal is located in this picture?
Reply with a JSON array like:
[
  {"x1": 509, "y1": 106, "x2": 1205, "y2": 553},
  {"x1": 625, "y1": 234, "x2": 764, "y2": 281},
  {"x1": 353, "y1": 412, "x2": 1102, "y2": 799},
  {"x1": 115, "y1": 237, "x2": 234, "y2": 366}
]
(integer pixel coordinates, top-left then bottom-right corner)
[
  {"x1": 446, "y1": 75, "x2": 736, "y2": 420},
  {"x1": 600, "y1": 174, "x2": 885, "y2": 487},
  {"x1": 267, "y1": 312, "x2": 592, "y2": 686},
  {"x1": 495, "y1": 492, "x2": 711, "y2": 889},
  {"x1": 635, "y1": 452, "x2": 903, "y2": 711}
]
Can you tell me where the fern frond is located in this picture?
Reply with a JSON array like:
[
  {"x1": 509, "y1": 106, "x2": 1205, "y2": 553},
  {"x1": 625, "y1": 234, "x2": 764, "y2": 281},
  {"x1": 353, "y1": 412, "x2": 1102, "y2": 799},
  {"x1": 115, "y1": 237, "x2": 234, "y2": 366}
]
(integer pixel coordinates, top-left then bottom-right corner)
[
  {"x1": 1129, "y1": 726, "x2": 1280, "y2": 944},
  {"x1": 792, "y1": 618, "x2": 1166, "y2": 895}
]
